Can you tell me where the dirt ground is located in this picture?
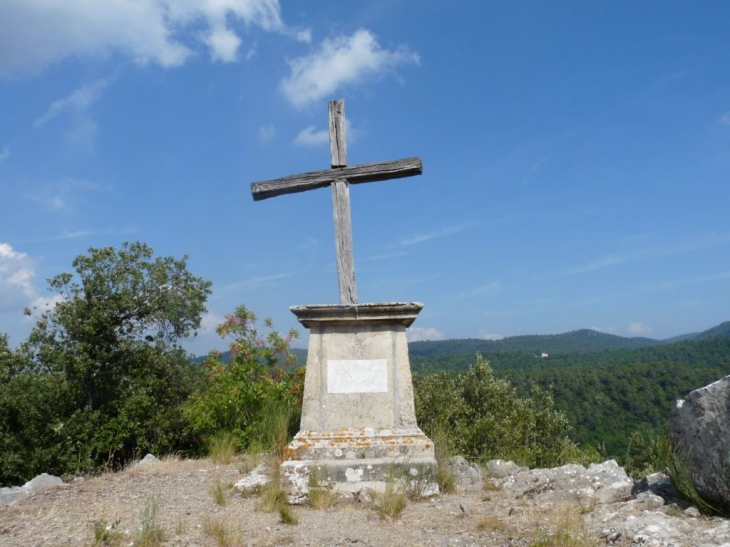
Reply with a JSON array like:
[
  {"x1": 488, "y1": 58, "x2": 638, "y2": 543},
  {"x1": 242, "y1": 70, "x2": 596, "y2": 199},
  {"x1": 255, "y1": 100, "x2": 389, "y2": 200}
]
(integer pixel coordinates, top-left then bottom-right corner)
[{"x1": 0, "y1": 456, "x2": 600, "y2": 547}]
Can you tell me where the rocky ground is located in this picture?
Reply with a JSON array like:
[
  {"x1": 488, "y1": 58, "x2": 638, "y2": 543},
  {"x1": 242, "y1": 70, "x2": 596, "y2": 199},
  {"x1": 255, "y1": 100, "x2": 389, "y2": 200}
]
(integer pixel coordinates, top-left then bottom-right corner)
[{"x1": 1, "y1": 455, "x2": 729, "y2": 547}]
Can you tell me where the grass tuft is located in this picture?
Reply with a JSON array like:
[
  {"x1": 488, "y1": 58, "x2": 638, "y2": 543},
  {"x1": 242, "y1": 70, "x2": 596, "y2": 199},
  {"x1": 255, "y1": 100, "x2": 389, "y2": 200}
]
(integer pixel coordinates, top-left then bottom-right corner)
[
  {"x1": 307, "y1": 466, "x2": 337, "y2": 509},
  {"x1": 528, "y1": 509, "x2": 600, "y2": 547},
  {"x1": 371, "y1": 481, "x2": 407, "y2": 519},
  {"x1": 210, "y1": 476, "x2": 228, "y2": 506},
  {"x1": 202, "y1": 516, "x2": 239, "y2": 547},
  {"x1": 664, "y1": 439, "x2": 726, "y2": 516},
  {"x1": 208, "y1": 432, "x2": 237, "y2": 464}
]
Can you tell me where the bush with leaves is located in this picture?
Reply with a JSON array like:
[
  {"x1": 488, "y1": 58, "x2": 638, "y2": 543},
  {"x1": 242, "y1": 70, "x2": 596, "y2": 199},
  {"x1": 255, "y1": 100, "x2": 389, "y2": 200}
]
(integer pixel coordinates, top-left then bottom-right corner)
[
  {"x1": 0, "y1": 242, "x2": 211, "y2": 484},
  {"x1": 184, "y1": 305, "x2": 303, "y2": 453},
  {"x1": 414, "y1": 354, "x2": 585, "y2": 468}
]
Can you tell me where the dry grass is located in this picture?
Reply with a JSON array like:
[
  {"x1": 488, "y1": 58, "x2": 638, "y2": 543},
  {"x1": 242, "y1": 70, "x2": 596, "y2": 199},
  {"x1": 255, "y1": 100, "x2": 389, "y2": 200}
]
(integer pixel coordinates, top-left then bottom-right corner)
[
  {"x1": 202, "y1": 516, "x2": 240, "y2": 547},
  {"x1": 476, "y1": 514, "x2": 503, "y2": 532},
  {"x1": 528, "y1": 507, "x2": 601, "y2": 547},
  {"x1": 208, "y1": 432, "x2": 238, "y2": 465}
]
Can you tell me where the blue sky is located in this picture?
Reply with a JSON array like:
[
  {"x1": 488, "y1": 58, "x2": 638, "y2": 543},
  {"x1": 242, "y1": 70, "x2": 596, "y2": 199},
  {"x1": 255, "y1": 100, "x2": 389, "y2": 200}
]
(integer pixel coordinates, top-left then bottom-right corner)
[{"x1": 1, "y1": 1, "x2": 729, "y2": 354}]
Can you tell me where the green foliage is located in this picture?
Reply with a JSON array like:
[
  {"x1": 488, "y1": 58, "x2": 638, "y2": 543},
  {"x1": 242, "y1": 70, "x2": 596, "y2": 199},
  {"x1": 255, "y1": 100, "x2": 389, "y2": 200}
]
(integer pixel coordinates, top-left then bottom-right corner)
[
  {"x1": 415, "y1": 355, "x2": 583, "y2": 468},
  {"x1": 0, "y1": 243, "x2": 211, "y2": 485},
  {"x1": 502, "y1": 357, "x2": 730, "y2": 457},
  {"x1": 184, "y1": 305, "x2": 302, "y2": 452}
]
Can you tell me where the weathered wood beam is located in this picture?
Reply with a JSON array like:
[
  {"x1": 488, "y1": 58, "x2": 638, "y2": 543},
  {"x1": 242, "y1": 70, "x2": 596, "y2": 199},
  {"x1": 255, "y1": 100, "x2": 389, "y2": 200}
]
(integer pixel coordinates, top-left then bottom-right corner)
[
  {"x1": 331, "y1": 180, "x2": 357, "y2": 304},
  {"x1": 251, "y1": 157, "x2": 423, "y2": 201},
  {"x1": 329, "y1": 100, "x2": 347, "y2": 168}
]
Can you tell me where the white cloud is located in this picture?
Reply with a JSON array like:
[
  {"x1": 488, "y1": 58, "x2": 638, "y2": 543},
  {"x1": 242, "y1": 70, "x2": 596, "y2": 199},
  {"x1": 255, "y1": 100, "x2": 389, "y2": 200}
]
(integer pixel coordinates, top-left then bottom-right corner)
[
  {"x1": 295, "y1": 118, "x2": 354, "y2": 147},
  {"x1": 280, "y1": 29, "x2": 419, "y2": 108},
  {"x1": 0, "y1": 0, "x2": 307, "y2": 77},
  {"x1": 294, "y1": 125, "x2": 329, "y2": 146},
  {"x1": 258, "y1": 123, "x2": 276, "y2": 144},
  {"x1": 407, "y1": 326, "x2": 445, "y2": 342},
  {"x1": 0, "y1": 243, "x2": 40, "y2": 311},
  {"x1": 478, "y1": 330, "x2": 504, "y2": 341},
  {"x1": 0, "y1": 145, "x2": 9, "y2": 160},
  {"x1": 627, "y1": 322, "x2": 653, "y2": 335},
  {"x1": 720, "y1": 111, "x2": 730, "y2": 125}
]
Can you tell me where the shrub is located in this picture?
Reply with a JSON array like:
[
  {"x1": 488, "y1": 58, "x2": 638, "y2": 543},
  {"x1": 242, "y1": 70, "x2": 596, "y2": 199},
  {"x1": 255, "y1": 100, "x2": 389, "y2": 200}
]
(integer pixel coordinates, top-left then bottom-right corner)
[
  {"x1": 415, "y1": 355, "x2": 583, "y2": 468},
  {"x1": 184, "y1": 306, "x2": 302, "y2": 453}
]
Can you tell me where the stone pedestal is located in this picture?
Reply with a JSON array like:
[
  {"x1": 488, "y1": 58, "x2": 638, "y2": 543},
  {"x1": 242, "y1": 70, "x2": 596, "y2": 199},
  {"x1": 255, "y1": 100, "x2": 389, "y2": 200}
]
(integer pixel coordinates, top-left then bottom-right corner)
[{"x1": 280, "y1": 302, "x2": 438, "y2": 499}]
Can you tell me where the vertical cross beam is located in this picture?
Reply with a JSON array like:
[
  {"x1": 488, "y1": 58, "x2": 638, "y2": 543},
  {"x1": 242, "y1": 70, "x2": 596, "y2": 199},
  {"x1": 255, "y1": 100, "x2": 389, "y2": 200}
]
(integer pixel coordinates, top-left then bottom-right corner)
[{"x1": 328, "y1": 100, "x2": 357, "y2": 305}]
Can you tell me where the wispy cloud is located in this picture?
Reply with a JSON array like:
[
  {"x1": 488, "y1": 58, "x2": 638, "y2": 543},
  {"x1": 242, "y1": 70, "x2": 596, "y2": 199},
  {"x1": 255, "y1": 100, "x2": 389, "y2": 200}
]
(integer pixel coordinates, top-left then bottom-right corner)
[
  {"x1": 720, "y1": 111, "x2": 730, "y2": 125},
  {"x1": 570, "y1": 233, "x2": 730, "y2": 274},
  {"x1": 34, "y1": 78, "x2": 110, "y2": 127},
  {"x1": 400, "y1": 221, "x2": 478, "y2": 246},
  {"x1": 218, "y1": 273, "x2": 292, "y2": 292},
  {"x1": 636, "y1": 270, "x2": 730, "y2": 293},
  {"x1": 280, "y1": 29, "x2": 419, "y2": 108},
  {"x1": 258, "y1": 123, "x2": 275, "y2": 144},
  {"x1": 364, "y1": 251, "x2": 409, "y2": 262},
  {"x1": 0, "y1": 0, "x2": 309, "y2": 77},
  {"x1": 461, "y1": 282, "x2": 501, "y2": 298},
  {"x1": 0, "y1": 145, "x2": 9, "y2": 161},
  {"x1": 30, "y1": 178, "x2": 102, "y2": 213}
]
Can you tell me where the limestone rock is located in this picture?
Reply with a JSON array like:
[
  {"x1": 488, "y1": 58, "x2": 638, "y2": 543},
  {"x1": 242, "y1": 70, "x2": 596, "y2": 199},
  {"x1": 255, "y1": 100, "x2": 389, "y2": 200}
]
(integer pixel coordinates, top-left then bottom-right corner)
[
  {"x1": 234, "y1": 463, "x2": 270, "y2": 495},
  {"x1": 136, "y1": 453, "x2": 160, "y2": 466},
  {"x1": 1, "y1": 473, "x2": 65, "y2": 506},
  {"x1": 484, "y1": 459, "x2": 520, "y2": 479},
  {"x1": 448, "y1": 456, "x2": 483, "y2": 491},
  {"x1": 669, "y1": 374, "x2": 730, "y2": 512},
  {"x1": 495, "y1": 459, "x2": 633, "y2": 507}
]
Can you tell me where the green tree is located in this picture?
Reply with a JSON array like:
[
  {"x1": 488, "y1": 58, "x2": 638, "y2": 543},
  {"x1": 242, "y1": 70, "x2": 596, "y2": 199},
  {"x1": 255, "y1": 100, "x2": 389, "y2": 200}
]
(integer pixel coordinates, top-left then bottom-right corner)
[{"x1": 7, "y1": 242, "x2": 212, "y2": 480}]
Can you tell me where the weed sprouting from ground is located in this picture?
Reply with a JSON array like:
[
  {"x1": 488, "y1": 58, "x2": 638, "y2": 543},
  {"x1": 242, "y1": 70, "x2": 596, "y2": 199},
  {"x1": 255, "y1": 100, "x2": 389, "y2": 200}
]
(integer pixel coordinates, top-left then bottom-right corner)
[
  {"x1": 430, "y1": 424, "x2": 456, "y2": 494},
  {"x1": 307, "y1": 466, "x2": 337, "y2": 509},
  {"x1": 134, "y1": 494, "x2": 165, "y2": 547},
  {"x1": 92, "y1": 518, "x2": 122, "y2": 546}
]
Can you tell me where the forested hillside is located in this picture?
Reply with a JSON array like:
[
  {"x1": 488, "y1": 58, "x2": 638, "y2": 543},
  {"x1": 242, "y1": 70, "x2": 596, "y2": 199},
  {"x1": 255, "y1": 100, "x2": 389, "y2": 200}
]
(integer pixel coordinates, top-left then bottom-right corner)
[{"x1": 411, "y1": 334, "x2": 730, "y2": 458}]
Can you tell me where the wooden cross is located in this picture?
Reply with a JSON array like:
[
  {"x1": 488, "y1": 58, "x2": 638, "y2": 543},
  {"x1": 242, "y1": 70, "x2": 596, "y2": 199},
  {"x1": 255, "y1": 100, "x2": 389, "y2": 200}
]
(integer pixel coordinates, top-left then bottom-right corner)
[{"x1": 251, "y1": 99, "x2": 422, "y2": 305}]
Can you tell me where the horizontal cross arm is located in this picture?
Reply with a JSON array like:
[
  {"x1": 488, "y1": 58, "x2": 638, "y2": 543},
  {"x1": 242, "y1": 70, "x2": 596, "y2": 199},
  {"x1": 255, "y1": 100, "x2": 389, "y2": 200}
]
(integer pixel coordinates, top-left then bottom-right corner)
[{"x1": 251, "y1": 157, "x2": 423, "y2": 201}]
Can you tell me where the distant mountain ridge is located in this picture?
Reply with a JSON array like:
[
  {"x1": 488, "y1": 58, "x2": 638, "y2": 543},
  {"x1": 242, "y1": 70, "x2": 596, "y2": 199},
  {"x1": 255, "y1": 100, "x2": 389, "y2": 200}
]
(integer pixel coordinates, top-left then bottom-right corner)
[
  {"x1": 194, "y1": 321, "x2": 729, "y2": 364},
  {"x1": 407, "y1": 321, "x2": 730, "y2": 357}
]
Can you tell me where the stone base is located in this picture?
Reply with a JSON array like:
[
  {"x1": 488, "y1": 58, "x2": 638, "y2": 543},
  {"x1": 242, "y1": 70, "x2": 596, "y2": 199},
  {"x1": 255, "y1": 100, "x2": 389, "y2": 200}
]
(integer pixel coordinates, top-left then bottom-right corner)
[{"x1": 280, "y1": 427, "x2": 439, "y2": 500}]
